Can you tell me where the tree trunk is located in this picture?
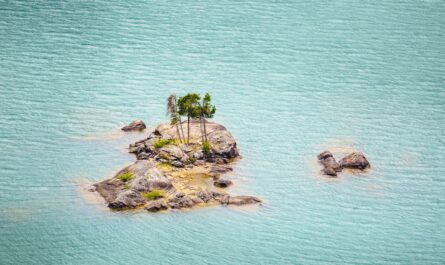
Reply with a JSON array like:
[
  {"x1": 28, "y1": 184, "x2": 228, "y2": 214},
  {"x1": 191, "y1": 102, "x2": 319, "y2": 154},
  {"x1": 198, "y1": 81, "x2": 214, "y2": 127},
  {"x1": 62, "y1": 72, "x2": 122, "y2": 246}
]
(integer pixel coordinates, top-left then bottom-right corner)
[
  {"x1": 199, "y1": 116, "x2": 204, "y2": 143},
  {"x1": 175, "y1": 124, "x2": 182, "y2": 143},
  {"x1": 203, "y1": 118, "x2": 208, "y2": 142},
  {"x1": 187, "y1": 115, "x2": 190, "y2": 143},
  {"x1": 179, "y1": 118, "x2": 185, "y2": 143}
]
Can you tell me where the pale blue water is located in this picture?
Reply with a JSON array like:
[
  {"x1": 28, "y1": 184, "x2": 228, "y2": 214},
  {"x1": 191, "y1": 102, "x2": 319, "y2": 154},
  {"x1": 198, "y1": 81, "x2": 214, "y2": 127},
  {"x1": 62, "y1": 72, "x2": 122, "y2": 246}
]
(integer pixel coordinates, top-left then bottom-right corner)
[{"x1": 1, "y1": 1, "x2": 445, "y2": 264}]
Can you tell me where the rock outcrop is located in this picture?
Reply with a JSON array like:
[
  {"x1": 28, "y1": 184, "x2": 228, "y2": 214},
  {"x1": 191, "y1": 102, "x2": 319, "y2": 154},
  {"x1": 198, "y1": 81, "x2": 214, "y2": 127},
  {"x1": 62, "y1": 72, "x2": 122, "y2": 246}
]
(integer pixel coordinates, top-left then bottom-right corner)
[
  {"x1": 339, "y1": 152, "x2": 370, "y2": 170},
  {"x1": 122, "y1": 120, "x2": 146, "y2": 131},
  {"x1": 317, "y1": 151, "x2": 341, "y2": 176},
  {"x1": 94, "y1": 120, "x2": 261, "y2": 212},
  {"x1": 318, "y1": 150, "x2": 371, "y2": 177}
]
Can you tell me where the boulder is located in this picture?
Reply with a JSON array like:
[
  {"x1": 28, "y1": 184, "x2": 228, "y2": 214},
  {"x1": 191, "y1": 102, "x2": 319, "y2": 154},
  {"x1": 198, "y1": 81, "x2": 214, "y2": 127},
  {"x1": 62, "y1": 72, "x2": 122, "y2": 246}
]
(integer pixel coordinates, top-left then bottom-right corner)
[
  {"x1": 214, "y1": 179, "x2": 233, "y2": 188},
  {"x1": 317, "y1": 151, "x2": 333, "y2": 160},
  {"x1": 158, "y1": 145, "x2": 186, "y2": 161},
  {"x1": 128, "y1": 161, "x2": 174, "y2": 191},
  {"x1": 196, "y1": 190, "x2": 213, "y2": 203},
  {"x1": 320, "y1": 157, "x2": 341, "y2": 172},
  {"x1": 339, "y1": 152, "x2": 370, "y2": 170},
  {"x1": 168, "y1": 195, "x2": 195, "y2": 209},
  {"x1": 322, "y1": 167, "x2": 337, "y2": 176},
  {"x1": 108, "y1": 190, "x2": 146, "y2": 209},
  {"x1": 171, "y1": 160, "x2": 185, "y2": 168},
  {"x1": 212, "y1": 191, "x2": 230, "y2": 205},
  {"x1": 228, "y1": 196, "x2": 262, "y2": 206},
  {"x1": 122, "y1": 120, "x2": 146, "y2": 131},
  {"x1": 145, "y1": 200, "x2": 168, "y2": 212},
  {"x1": 317, "y1": 150, "x2": 341, "y2": 176}
]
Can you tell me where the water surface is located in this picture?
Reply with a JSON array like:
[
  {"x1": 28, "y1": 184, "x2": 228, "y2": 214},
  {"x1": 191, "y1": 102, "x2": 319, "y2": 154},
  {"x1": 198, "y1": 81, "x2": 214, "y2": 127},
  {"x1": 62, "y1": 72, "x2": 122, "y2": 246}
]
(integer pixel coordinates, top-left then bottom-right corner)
[{"x1": 1, "y1": 1, "x2": 445, "y2": 264}]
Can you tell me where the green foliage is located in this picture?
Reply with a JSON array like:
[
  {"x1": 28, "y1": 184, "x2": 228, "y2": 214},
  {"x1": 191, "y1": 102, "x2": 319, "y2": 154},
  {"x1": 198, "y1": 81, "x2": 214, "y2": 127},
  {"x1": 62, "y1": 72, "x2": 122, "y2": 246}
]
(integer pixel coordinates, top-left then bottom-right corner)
[
  {"x1": 177, "y1": 93, "x2": 201, "y2": 118},
  {"x1": 124, "y1": 184, "x2": 130, "y2": 190},
  {"x1": 153, "y1": 138, "x2": 179, "y2": 149},
  {"x1": 201, "y1": 93, "x2": 216, "y2": 119},
  {"x1": 202, "y1": 141, "x2": 212, "y2": 154},
  {"x1": 118, "y1": 172, "x2": 134, "y2": 182},
  {"x1": 141, "y1": 190, "x2": 166, "y2": 200}
]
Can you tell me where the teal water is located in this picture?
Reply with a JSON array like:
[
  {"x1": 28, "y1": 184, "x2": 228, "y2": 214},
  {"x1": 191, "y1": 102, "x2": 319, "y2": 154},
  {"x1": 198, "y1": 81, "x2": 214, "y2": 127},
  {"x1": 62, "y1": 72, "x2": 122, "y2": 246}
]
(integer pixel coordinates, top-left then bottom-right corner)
[{"x1": 1, "y1": 1, "x2": 445, "y2": 264}]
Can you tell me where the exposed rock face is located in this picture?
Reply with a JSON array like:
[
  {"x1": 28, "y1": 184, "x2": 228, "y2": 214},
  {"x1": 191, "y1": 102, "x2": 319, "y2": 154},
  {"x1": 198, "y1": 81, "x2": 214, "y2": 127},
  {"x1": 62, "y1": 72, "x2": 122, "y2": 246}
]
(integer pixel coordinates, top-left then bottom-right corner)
[
  {"x1": 317, "y1": 151, "x2": 341, "y2": 176},
  {"x1": 128, "y1": 120, "x2": 240, "y2": 164},
  {"x1": 145, "y1": 200, "x2": 168, "y2": 212},
  {"x1": 94, "y1": 160, "x2": 174, "y2": 209},
  {"x1": 94, "y1": 120, "x2": 261, "y2": 212},
  {"x1": 122, "y1": 120, "x2": 146, "y2": 131},
  {"x1": 318, "y1": 150, "x2": 371, "y2": 177},
  {"x1": 339, "y1": 152, "x2": 370, "y2": 170},
  {"x1": 109, "y1": 190, "x2": 146, "y2": 209}
]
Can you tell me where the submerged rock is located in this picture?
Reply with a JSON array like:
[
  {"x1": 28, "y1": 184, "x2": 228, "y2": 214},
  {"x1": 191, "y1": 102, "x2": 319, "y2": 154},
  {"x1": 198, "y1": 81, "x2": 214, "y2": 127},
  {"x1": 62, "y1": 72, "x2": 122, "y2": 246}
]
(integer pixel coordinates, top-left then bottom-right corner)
[
  {"x1": 228, "y1": 196, "x2": 262, "y2": 206},
  {"x1": 339, "y1": 152, "x2": 370, "y2": 170},
  {"x1": 122, "y1": 120, "x2": 146, "y2": 131}
]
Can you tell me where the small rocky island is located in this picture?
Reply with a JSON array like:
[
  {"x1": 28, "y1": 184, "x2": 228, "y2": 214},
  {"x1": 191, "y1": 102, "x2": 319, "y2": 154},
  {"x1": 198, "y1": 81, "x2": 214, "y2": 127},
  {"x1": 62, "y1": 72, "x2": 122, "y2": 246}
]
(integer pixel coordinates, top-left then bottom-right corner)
[
  {"x1": 93, "y1": 93, "x2": 261, "y2": 212},
  {"x1": 318, "y1": 150, "x2": 371, "y2": 177}
]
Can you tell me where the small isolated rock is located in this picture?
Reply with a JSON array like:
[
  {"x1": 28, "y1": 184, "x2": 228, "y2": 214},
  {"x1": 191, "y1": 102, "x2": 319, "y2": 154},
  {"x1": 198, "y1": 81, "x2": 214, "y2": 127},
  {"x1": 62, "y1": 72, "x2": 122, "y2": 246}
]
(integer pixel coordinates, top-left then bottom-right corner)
[
  {"x1": 214, "y1": 179, "x2": 233, "y2": 188},
  {"x1": 228, "y1": 196, "x2": 262, "y2": 206},
  {"x1": 122, "y1": 120, "x2": 146, "y2": 131},
  {"x1": 339, "y1": 152, "x2": 370, "y2": 170},
  {"x1": 145, "y1": 200, "x2": 168, "y2": 212},
  {"x1": 317, "y1": 151, "x2": 333, "y2": 160},
  {"x1": 318, "y1": 150, "x2": 341, "y2": 176}
]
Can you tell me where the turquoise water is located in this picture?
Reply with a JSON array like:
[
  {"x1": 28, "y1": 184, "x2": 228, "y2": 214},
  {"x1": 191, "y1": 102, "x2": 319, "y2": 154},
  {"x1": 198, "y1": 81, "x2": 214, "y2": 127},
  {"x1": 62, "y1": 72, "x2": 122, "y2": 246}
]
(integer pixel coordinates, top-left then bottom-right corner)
[{"x1": 1, "y1": 0, "x2": 445, "y2": 264}]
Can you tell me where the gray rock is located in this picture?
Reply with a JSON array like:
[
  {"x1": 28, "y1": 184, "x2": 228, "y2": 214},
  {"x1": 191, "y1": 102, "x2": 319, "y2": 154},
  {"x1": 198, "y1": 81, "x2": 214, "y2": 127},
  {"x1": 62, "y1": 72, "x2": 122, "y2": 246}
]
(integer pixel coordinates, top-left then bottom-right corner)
[
  {"x1": 179, "y1": 144, "x2": 193, "y2": 153},
  {"x1": 320, "y1": 156, "x2": 341, "y2": 171},
  {"x1": 193, "y1": 151, "x2": 204, "y2": 160},
  {"x1": 196, "y1": 190, "x2": 213, "y2": 203},
  {"x1": 212, "y1": 191, "x2": 230, "y2": 205},
  {"x1": 168, "y1": 195, "x2": 195, "y2": 209},
  {"x1": 109, "y1": 190, "x2": 146, "y2": 209},
  {"x1": 322, "y1": 167, "x2": 337, "y2": 176},
  {"x1": 158, "y1": 145, "x2": 186, "y2": 161},
  {"x1": 122, "y1": 120, "x2": 146, "y2": 131},
  {"x1": 175, "y1": 192, "x2": 185, "y2": 198},
  {"x1": 145, "y1": 200, "x2": 168, "y2": 212},
  {"x1": 339, "y1": 152, "x2": 370, "y2": 170},
  {"x1": 228, "y1": 196, "x2": 262, "y2": 206},
  {"x1": 171, "y1": 160, "x2": 185, "y2": 168},
  {"x1": 318, "y1": 150, "x2": 341, "y2": 176},
  {"x1": 214, "y1": 179, "x2": 233, "y2": 188},
  {"x1": 94, "y1": 160, "x2": 174, "y2": 209},
  {"x1": 317, "y1": 151, "x2": 333, "y2": 160},
  {"x1": 129, "y1": 143, "x2": 146, "y2": 154}
]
